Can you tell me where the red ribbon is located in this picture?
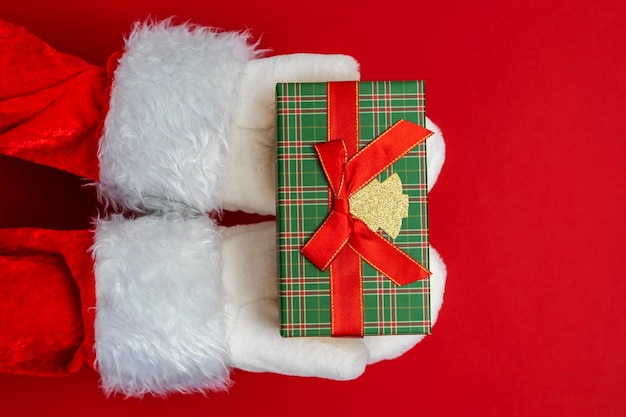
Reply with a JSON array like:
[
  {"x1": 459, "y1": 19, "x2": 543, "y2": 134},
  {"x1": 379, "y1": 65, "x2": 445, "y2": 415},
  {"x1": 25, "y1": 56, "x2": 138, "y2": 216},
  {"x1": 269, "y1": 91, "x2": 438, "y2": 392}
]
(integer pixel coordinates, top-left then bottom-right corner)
[{"x1": 301, "y1": 81, "x2": 433, "y2": 336}]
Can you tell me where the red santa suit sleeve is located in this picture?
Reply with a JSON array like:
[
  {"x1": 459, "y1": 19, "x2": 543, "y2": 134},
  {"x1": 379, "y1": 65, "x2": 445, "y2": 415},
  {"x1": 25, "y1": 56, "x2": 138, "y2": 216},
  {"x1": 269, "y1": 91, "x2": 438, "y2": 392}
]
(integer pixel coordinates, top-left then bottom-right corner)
[
  {"x1": 0, "y1": 18, "x2": 255, "y2": 396},
  {"x1": 0, "y1": 19, "x2": 108, "y2": 377},
  {"x1": 0, "y1": 19, "x2": 112, "y2": 181},
  {"x1": 0, "y1": 228, "x2": 96, "y2": 376}
]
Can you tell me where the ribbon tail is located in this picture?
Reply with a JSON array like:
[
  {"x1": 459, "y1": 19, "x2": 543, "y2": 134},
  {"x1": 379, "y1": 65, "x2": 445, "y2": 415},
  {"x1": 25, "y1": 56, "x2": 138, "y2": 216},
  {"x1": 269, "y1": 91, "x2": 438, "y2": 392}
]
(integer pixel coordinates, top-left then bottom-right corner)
[
  {"x1": 348, "y1": 220, "x2": 431, "y2": 285},
  {"x1": 302, "y1": 211, "x2": 353, "y2": 271},
  {"x1": 344, "y1": 120, "x2": 434, "y2": 196}
]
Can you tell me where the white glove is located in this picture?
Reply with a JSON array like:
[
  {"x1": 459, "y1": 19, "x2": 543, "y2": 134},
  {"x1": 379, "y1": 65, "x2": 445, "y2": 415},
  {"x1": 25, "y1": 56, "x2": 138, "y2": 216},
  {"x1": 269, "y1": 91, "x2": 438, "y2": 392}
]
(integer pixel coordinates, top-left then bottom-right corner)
[{"x1": 222, "y1": 55, "x2": 448, "y2": 378}]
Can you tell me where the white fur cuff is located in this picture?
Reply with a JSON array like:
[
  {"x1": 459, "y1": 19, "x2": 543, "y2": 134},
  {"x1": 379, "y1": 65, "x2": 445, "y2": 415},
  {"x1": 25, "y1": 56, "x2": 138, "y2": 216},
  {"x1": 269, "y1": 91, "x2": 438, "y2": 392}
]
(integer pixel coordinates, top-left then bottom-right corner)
[
  {"x1": 98, "y1": 21, "x2": 258, "y2": 214},
  {"x1": 92, "y1": 215, "x2": 229, "y2": 396}
]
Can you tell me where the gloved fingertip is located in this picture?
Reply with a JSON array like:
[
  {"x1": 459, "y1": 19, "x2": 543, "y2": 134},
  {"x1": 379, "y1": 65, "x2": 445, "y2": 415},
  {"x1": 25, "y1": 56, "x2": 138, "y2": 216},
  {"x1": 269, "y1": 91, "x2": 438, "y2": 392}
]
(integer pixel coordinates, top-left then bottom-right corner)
[
  {"x1": 426, "y1": 117, "x2": 446, "y2": 191},
  {"x1": 363, "y1": 334, "x2": 425, "y2": 365}
]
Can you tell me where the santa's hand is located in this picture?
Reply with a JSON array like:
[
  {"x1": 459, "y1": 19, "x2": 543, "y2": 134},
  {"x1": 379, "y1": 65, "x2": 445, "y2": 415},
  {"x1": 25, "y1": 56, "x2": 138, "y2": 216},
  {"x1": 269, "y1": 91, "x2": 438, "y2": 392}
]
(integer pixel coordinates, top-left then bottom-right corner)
[
  {"x1": 362, "y1": 246, "x2": 447, "y2": 363},
  {"x1": 223, "y1": 222, "x2": 368, "y2": 380},
  {"x1": 222, "y1": 54, "x2": 361, "y2": 215},
  {"x1": 361, "y1": 118, "x2": 447, "y2": 364},
  {"x1": 223, "y1": 54, "x2": 445, "y2": 215}
]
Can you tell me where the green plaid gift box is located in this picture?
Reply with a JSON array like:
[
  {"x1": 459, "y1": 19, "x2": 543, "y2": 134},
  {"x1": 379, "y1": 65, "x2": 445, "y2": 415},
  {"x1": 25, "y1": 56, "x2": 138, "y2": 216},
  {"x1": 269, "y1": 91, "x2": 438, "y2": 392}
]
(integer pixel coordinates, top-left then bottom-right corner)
[{"x1": 276, "y1": 80, "x2": 430, "y2": 337}]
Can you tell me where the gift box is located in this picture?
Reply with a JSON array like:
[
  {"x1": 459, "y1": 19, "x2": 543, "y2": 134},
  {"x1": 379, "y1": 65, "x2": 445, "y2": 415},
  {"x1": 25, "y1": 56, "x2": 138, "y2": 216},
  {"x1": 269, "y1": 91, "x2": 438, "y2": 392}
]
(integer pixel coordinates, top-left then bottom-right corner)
[{"x1": 276, "y1": 80, "x2": 433, "y2": 337}]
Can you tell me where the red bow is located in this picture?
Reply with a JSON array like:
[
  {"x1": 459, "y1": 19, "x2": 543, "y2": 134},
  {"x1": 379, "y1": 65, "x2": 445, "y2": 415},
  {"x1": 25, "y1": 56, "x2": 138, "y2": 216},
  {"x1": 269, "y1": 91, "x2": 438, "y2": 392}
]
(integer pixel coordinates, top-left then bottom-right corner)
[{"x1": 301, "y1": 119, "x2": 433, "y2": 286}]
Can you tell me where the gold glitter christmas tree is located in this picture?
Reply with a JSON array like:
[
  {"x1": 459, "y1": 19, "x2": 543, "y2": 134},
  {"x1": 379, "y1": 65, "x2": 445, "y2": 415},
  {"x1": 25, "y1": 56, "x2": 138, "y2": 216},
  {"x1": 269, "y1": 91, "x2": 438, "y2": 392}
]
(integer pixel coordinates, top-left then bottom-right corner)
[{"x1": 349, "y1": 173, "x2": 409, "y2": 239}]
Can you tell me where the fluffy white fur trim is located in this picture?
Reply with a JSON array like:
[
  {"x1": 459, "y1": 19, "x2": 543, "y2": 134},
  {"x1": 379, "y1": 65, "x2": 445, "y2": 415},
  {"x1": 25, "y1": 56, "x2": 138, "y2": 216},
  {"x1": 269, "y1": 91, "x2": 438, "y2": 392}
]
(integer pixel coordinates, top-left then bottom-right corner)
[
  {"x1": 92, "y1": 215, "x2": 229, "y2": 396},
  {"x1": 98, "y1": 21, "x2": 258, "y2": 214},
  {"x1": 223, "y1": 54, "x2": 360, "y2": 215},
  {"x1": 222, "y1": 222, "x2": 368, "y2": 380}
]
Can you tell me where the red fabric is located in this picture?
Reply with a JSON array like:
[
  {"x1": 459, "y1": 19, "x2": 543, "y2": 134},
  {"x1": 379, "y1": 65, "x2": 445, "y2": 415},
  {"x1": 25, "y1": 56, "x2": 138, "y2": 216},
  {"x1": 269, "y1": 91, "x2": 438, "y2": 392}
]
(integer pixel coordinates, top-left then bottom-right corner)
[
  {"x1": 0, "y1": 19, "x2": 107, "y2": 181},
  {"x1": 0, "y1": 228, "x2": 96, "y2": 376},
  {"x1": 327, "y1": 81, "x2": 363, "y2": 337},
  {"x1": 328, "y1": 245, "x2": 362, "y2": 336},
  {"x1": 0, "y1": 18, "x2": 113, "y2": 378},
  {"x1": 326, "y1": 81, "x2": 359, "y2": 156},
  {"x1": 326, "y1": 81, "x2": 363, "y2": 336},
  {"x1": 0, "y1": 20, "x2": 103, "y2": 376}
]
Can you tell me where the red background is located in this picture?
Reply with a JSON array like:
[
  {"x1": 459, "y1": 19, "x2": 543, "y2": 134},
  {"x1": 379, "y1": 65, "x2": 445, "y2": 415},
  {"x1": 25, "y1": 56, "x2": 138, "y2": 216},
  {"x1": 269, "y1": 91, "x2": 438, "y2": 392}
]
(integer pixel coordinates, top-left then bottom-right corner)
[{"x1": 2, "y1": 1, "x2": 625, "y2": 416}]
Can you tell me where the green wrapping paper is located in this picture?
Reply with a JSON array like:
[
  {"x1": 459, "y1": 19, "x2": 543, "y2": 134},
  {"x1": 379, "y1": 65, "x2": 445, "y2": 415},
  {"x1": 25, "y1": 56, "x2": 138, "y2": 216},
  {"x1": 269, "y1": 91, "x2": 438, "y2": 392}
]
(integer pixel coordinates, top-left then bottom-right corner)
[{"x1": 276, "y1": 81, "x2": 431, "y2": 337}]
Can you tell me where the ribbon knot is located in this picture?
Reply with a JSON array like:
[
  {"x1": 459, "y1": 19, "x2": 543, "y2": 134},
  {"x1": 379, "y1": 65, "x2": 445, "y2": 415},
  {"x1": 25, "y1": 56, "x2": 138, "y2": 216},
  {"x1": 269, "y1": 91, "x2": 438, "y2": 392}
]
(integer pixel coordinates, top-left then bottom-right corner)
[{"x1": 333, "y1": 198, "x2": 350, "y2": 215}]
